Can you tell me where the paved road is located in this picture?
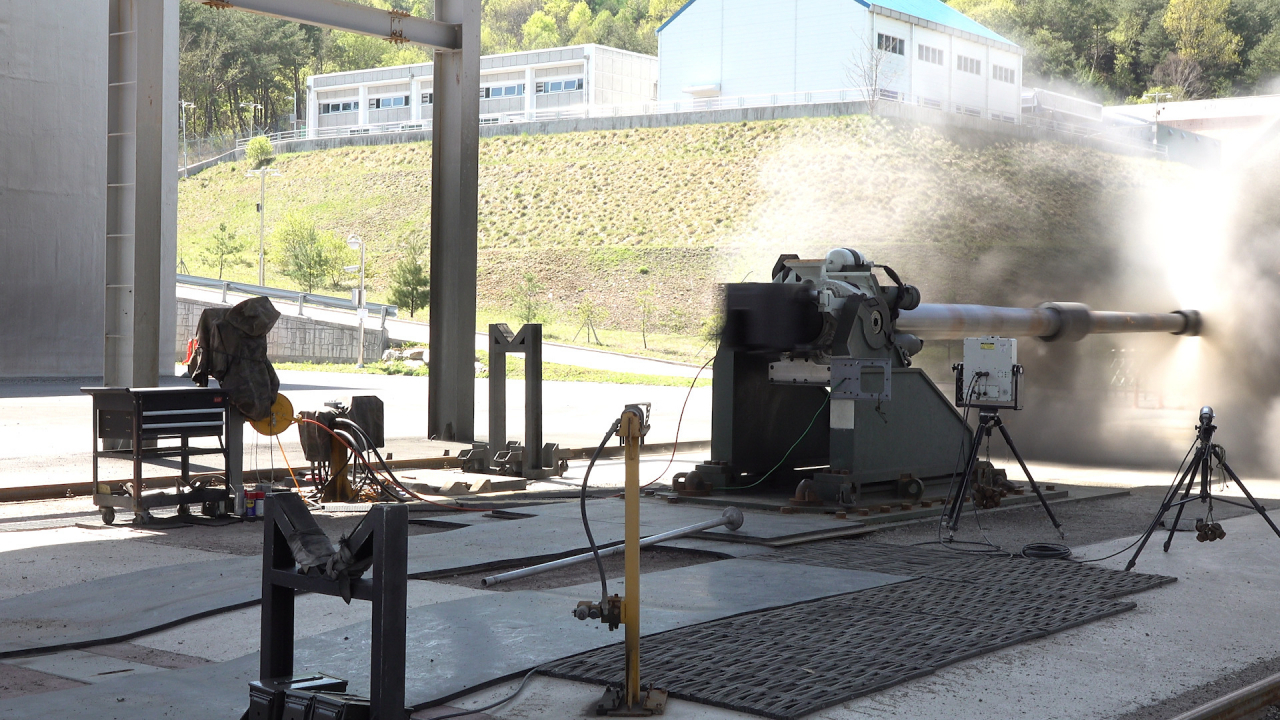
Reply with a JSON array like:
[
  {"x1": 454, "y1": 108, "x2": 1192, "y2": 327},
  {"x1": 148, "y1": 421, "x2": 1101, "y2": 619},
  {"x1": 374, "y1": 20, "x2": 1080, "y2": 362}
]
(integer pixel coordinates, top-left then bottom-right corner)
[{"x1": 178, "y1": 284, "x2": 712, "y2": 378}]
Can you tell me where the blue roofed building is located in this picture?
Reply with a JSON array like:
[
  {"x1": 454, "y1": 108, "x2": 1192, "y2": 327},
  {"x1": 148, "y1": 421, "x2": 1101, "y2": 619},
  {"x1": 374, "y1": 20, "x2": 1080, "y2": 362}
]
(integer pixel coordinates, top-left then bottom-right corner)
[{"x1": 656, "y1": 0, "x2": 1024, "y2": 122}]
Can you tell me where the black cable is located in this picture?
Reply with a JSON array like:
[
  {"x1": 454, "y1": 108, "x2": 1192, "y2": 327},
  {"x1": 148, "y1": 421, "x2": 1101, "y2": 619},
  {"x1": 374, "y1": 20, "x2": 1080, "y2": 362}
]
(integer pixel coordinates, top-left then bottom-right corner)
[
  {"x1": 582, "y1": 418, "x2": 622, "y2": 605},
  {"x1": 725, "y1": 378, "x2": 845, "y2": 492},
  {"x1": 1022, "y1": 542, "x2": 1072, "y2": 560},
  {"x1": 1077, "y1": 436, "x2": 1200, "y2": 564},
  {"x1": 428, "y1": 663, "x2": 545, "y2": 720}
]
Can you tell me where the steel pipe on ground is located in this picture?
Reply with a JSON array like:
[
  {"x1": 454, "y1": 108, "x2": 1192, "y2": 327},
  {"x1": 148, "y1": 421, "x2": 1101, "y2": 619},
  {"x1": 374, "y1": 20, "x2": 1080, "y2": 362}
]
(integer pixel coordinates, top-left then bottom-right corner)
[
  {"x1": 480, "y1": 507, "x2": 745, "y2": 587},
  {"x1": 895, "y1": 303, "x2": 1200, "y2": 341}
]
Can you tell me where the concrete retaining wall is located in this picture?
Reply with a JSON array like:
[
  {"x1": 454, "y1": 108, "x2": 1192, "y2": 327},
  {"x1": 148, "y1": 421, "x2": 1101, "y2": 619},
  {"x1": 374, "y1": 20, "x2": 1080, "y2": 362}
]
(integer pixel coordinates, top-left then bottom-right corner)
[
  {"x1": 177, "y1": 299, "x2": 387, "y2": 365},
  {"x1": 184, "y1": 100, "x2": 1162, "y2": 178}
]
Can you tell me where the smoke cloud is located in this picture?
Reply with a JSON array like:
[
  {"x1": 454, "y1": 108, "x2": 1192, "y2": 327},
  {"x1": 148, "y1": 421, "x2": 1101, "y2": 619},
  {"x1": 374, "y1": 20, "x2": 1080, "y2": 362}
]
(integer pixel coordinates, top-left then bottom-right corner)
[{"x1": 716, "y1": 116, "x2": 1280, "y2": 475}]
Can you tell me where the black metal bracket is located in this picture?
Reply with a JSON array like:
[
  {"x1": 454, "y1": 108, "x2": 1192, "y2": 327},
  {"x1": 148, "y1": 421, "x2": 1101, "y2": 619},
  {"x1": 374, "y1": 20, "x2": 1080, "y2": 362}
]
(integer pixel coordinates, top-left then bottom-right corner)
[{"x1": 253, "y1": 492, "x2": 408, "y2": 720}]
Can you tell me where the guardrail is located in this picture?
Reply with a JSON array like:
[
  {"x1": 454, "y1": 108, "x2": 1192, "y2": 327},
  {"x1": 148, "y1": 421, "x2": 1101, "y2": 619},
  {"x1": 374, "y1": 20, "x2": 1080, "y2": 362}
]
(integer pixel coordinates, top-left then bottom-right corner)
[
  {"x1": 232, "y1": 87, "x2": 1166, "y2": 159},
  {"x1": 177, "y1": 274, "x2": 398, "y2": 318}
]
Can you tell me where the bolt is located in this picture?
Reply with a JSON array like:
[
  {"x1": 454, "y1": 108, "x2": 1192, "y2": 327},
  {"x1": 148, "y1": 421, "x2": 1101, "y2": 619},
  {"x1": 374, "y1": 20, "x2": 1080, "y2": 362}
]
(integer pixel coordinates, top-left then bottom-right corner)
[
  {"x1": 879, "y1": 505, "x2": 892, "y2": 513},
  {"x1": 834, "y1": 511, "x2": 847, "y2": 519},
  {"x1": 780, "y1": 506, "x2": 794, "y2": 514},
  {"x1": 1045, "y1": 485, "x2": 1057, "y2": 492},
  {"x1": 857, "y1": 508, "x2": 871, "y2": 516},
  {"x1": 901, "y1": 503, "x2": 913, "y2": 511}
]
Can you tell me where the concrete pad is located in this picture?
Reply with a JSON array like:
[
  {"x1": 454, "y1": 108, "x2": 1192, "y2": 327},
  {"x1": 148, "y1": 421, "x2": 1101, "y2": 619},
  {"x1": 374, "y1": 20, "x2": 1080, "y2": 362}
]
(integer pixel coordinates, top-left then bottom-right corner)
[
  {"x1": 0, "y1": 663, "x2": 86, "y2": 700},
  {"x1": 133, "y1": 579, "x2": 489, "y2": 663},
  {"x1": 0, "y1": 526, "x2": 232, "y2": 600},
  {"x1": 2, "y1": 650, "x2": 164, "y2": 684}
]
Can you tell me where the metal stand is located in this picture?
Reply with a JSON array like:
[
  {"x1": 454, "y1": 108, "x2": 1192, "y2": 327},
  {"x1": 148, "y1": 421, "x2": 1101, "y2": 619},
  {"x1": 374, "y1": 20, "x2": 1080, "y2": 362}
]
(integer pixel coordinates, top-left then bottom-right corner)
[
  {"x1": 458, "y1": 323, "x2": 567, "y2": 479},
  {"x1": 573, "y1": 406, "x2": 667, "y2": 716},
  {"x1": 1125, "y1": 409, "x2": 1280, "y2": 571},
  {"x1": 944, "y1": 409, "x2": 1063, "y2": 539},
  {"x1": 252, "y1": 493, "x2": 407, "y2": 720}
]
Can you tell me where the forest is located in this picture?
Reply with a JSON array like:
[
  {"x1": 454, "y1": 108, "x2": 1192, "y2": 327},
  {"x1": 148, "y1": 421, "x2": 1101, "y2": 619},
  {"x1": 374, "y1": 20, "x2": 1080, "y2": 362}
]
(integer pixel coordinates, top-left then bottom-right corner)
[{"x1": 178, "y1": 0, "x2": 1280, "y2": 138}]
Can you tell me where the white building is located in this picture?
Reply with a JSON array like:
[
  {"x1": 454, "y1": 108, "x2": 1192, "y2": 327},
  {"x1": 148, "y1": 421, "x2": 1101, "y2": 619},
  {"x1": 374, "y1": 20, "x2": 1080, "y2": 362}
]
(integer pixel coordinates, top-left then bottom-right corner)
[
  {"x1": 307, "y1": 44, "x2": 658, "y2": 136},
  {"x1": 656, "y1": 0, "x2": 1024, "y2": 122}
]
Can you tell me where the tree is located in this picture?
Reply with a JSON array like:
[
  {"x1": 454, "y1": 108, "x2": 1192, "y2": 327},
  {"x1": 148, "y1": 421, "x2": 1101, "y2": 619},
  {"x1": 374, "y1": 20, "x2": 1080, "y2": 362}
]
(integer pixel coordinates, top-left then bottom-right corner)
[
  {"x1": 573, "y1": 296, "x2": 604, "y2": 345},
  {"x1": 245, "y1": 136, "x2": 274, "y2": 169},
  {"x1": 522, "y1": 10, "x2": 561, "y2": 49},
  {"x1": 845, "y1": 31, "x2": 900, "y2": 115},
  {"x1": 271, "y1": 213, "x2": 350, "y2": 293},
  {"x1": 510, "y1": 273, "x2": 547, "y2": 325},
  {"x1": 1152, "y1": 53, "x2": 1207, "y2": 98},
  {"x1": 1246, "y1": 29, "x2": 1280, "y2": 87},
  {"x1": 638, "y1": 285, "x2": 656, "y2": 349},
  {"x1": 1164, "y1": 0, "x2": 1243, "y2": 69},
  {"x1": 388, "y1": 241, "x2": 430, "y2": 318},
  {"x1": 200, "y1": 222, "x2": 251, "y2": 279}
]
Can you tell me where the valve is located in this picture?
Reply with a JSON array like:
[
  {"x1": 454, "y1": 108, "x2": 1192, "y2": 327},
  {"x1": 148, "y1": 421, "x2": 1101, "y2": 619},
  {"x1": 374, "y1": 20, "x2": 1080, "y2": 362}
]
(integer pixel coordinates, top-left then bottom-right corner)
[{"x1": 573, "y1": 595, "x2": 623, "y2": 631}]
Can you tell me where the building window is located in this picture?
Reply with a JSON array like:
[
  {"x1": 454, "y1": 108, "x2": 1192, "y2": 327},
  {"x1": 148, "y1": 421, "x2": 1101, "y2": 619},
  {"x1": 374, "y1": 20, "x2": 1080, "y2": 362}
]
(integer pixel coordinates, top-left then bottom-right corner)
[
  {"x1": 877, "y1": 33, "x2": 904, "y2": 55},
  {"x1": 481, "y1": 84, "x2": 525, "y2": 99},
  {"x1": 957, "y1": 55, "x2": 981, "y2": 75},
  {"x1": 919, "y1": 97, "x2": 942, "y2": 109},
  {"x1": 955, "y1": 103, "x2": 982, "y2": 116},
  {"x1": 421, "y1": 92, "x2": 433, "y2": 105},
  {"x1": 319, "y1": 101, "x2": 358, "y2": 114},
  {"x1": 372, "y1": 95, "x2": 409, "y2": 109},
  {"x1": 992, "y1": 64, "x2": 1015, "y2": 83},
  {"x1": 917, "y1": 44, "x2": 944, "y2": 65},
  {"x1": 534, "y1": 78, "x2": 583, "y2": 94}
]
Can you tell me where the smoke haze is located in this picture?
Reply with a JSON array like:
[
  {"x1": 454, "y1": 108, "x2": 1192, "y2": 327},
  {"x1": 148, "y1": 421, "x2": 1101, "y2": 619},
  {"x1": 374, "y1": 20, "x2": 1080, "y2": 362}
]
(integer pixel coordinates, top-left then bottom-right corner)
[{"x1": 717, "y1": 116, "x2": 1280, "y2": 475}]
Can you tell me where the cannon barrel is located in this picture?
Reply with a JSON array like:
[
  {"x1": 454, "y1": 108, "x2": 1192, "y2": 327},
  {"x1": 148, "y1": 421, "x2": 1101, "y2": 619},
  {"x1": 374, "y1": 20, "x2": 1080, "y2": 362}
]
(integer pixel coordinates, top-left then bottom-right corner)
[{"x1": 895, "y1": 302, "x2": 1202, "y2": 342}]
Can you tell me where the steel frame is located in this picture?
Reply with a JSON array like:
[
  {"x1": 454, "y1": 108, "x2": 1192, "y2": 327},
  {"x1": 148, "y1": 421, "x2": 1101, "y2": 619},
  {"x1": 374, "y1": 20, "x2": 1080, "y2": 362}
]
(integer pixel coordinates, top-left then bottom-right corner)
[{"x1": 260, "y1": 493, "x2": 409, "y2": 719}]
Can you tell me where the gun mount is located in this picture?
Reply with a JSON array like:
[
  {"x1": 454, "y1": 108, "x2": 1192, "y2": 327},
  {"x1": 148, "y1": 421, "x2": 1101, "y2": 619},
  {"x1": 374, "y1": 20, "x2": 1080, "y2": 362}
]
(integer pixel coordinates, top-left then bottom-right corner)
[{"x1": 691, "y1": 248, "x2": 1201, "y2": 505}]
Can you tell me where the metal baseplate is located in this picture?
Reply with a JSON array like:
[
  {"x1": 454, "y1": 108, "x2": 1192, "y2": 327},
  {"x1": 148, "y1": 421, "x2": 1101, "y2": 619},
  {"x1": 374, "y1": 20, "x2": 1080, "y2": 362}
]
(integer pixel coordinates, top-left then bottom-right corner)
[{"x1": 597, "y1": 686, "x2": 667, "y2": 717}]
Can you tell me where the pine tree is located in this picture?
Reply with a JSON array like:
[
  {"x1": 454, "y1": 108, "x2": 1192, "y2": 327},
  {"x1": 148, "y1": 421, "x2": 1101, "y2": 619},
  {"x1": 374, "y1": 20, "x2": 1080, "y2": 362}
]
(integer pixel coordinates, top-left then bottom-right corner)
[{"x1": 389, "y1": 245, "x2": 430, "y2": 318}]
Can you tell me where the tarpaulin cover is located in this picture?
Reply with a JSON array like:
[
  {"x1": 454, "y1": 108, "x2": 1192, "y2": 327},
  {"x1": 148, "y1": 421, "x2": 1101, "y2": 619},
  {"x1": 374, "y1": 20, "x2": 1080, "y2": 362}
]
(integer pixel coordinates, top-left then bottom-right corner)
[{"x1": 189, "y1": 296, "x2": 280, "y2": 420}]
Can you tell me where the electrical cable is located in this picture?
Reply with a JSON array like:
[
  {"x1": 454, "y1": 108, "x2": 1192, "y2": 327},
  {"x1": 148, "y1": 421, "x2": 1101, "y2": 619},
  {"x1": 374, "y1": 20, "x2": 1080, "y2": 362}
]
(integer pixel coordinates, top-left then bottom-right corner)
[
  {"x1": 724, "y1": 379, "x2": 844, "y2": 491},
  {"x1": 582, "y1": 418, "x2": 622, "y2": 605},
  {"x1": 427, "y1": 663, "x2": 546, "y2": 720},
  {"x1": 641, "y1": 355, "x2": 714, "y2": 489},
  {"x1": 294, "y1": 417, "x2": 489, "y2": 513},
  {"x1": 1077, "y1": 436, "x2": 1200, "y2": 564},
  {"x1": 1021, "y1": 542, "x2": 1072, "y2": 559}
]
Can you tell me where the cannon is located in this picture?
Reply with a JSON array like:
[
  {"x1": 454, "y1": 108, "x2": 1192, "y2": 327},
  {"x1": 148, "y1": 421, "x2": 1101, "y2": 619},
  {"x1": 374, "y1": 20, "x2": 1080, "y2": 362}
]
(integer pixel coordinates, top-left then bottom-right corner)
[{"x1": 687, "y1": 248, "x2": 1201, "y2": 504}]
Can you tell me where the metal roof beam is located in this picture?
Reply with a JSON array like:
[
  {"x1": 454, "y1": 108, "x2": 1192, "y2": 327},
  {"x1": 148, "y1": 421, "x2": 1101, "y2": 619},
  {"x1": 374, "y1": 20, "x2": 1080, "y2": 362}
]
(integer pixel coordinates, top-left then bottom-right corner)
[{"x1": 207, "y1": 0, "x2": 460, "y2": 50}]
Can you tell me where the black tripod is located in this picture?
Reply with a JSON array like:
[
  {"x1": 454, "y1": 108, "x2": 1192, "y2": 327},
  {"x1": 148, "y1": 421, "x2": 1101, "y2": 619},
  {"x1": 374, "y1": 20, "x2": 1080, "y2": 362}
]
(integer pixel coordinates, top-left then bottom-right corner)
[
  {"x1": 1125, "y1": 406, "x2": 1280, "y2": 571},
  {"x1": 944, "y1": 408, "x2": 1064, "y2": 539}
]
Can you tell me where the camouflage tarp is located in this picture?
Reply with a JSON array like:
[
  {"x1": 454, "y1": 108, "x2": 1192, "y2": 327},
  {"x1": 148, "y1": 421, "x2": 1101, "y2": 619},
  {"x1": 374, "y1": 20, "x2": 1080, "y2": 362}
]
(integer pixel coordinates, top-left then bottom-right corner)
[{"x1": 189, "y1": 296, "x2": 280, "y2": 421}]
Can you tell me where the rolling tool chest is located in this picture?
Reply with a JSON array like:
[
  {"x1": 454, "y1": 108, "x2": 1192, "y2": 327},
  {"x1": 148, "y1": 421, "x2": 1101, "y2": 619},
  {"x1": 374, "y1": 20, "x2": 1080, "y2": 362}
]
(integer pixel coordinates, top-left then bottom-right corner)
[{"x1": 82, "y1": 386, "x2": 243, "y2": 524}]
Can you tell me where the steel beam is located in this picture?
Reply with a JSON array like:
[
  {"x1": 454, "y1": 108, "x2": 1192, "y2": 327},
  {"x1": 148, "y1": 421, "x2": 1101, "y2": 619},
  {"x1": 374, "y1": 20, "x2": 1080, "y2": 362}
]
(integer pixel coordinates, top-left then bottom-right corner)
[
  {"x1": 427, "y1": 0, "x2": 481, "y2": 442},
  {"x1": 214, "y1": 0, "x2": 460, "y2": 49}
]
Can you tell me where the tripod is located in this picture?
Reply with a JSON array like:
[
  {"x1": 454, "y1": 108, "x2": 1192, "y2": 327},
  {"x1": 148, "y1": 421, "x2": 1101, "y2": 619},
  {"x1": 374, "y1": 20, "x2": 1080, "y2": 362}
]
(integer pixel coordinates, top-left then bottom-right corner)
[
  {"x1": 943, "y1": 408, "x2": 1064, "y2": 539},
  {"x1": 1125, "y1": 407, "x2": 1280, "y2": 571}
]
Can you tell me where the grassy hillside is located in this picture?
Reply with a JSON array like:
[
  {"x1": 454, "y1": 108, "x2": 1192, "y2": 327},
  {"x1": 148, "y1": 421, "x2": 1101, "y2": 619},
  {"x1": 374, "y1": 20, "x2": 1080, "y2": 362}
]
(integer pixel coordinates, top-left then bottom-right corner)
[{"x1": 178, "y1": 116, "x2": 1183, "y2": 360}]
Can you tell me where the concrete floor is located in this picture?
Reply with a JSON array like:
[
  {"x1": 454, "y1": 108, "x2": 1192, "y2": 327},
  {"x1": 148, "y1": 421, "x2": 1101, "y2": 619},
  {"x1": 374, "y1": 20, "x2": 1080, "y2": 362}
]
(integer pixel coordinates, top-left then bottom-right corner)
[{"x1": 0, "y1": 477, "x2": 1277, "y2": 717}]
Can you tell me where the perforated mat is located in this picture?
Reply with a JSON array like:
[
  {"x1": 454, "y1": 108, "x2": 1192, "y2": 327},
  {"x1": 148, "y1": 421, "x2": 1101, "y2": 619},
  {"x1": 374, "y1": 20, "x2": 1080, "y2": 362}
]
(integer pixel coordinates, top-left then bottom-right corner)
[{"x1": 542, "y1": 542, "x2": 1175, "y2": 720}]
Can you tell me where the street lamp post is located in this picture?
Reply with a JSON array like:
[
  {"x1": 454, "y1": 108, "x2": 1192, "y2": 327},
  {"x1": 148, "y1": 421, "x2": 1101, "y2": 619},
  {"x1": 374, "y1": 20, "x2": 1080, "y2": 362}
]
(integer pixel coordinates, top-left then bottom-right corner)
[
  {"x1": 245, "y1": 167, "x2": 281, "y2": 286},
  {"x1": 346, "y1": 235, "x2": 367, "y2": 368},
  {"x1": 180, "y1": 101, "x2": 195, "y2": 177},
  {"x1": 239, "y1": 101, "x2": 264, "y2": 137}
]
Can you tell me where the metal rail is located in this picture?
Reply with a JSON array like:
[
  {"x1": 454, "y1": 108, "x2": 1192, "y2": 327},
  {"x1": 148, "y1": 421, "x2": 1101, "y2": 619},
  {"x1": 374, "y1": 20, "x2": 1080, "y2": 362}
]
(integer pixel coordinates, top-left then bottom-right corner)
[
  {"x1": 1167, "y1": 670, "x2": 1280, "y2": 720},
  {"x1": 895, "y1": 302, "x2": 1200, "y2": 341},
  {"x1": 177, "y1": 274, "x2": 397, "y2": 317},
  {"x1": 480, "y1": 506, "x2": 745, "y2": 587}
]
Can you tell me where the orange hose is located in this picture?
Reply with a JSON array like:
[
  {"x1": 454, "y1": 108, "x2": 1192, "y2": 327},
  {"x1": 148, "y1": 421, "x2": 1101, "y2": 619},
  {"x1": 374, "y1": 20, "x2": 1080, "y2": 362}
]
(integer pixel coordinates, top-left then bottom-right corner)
[{"x1": 275, "y1": 431, "x2": 301, "y2": 491}]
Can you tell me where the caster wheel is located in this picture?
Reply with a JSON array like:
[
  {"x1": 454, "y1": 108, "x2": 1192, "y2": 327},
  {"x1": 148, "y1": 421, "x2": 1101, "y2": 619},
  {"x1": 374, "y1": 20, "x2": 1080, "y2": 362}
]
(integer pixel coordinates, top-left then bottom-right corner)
[
  {"x1": 177, "y1": 504, "x2": 191, "y2": 516},
  {"x1": 100, "y1": 507, "x2": 115, "y2": 525}
]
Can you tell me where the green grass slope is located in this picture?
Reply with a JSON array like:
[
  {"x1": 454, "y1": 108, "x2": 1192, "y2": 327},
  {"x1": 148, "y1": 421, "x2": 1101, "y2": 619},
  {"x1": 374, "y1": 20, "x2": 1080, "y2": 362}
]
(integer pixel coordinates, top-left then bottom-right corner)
[{"x1": 178, "y1": 116, "x2": 1184, "y2": 348}]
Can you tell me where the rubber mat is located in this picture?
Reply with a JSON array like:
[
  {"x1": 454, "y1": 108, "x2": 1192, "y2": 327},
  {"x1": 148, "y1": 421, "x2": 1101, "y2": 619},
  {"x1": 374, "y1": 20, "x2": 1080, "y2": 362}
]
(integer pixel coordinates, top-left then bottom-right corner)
[{"x1": 543, "y1": 543, "x2": 1174, "y2": 720}]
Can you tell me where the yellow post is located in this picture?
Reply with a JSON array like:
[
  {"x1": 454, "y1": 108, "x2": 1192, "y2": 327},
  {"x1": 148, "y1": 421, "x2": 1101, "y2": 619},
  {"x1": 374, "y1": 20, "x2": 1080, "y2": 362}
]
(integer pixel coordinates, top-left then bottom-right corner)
[{"x1": 620, "y1": 407, "x2": 643, "y2": 709}]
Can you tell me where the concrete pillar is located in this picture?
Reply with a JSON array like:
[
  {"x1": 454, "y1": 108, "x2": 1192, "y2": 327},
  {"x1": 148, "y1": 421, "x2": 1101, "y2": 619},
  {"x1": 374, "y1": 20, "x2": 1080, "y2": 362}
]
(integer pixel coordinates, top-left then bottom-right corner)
[
  {"x1": 306, "y1": 80, "x2": 319, "y2": 138},
  {"x1": 105, "y1": 0, "x2": 177, "y2": 387},
  {"x1": 524, "y1": 66, "x2": 535, "y2": 119},
  {"x1": 358, "y1": 84, "x2": 369, "y2": 126},
  {"x1": 427, "y1": 0, "x2": 481, "y2": 442}
]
